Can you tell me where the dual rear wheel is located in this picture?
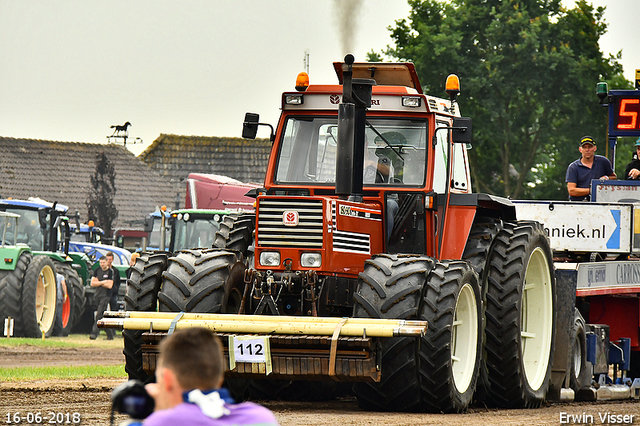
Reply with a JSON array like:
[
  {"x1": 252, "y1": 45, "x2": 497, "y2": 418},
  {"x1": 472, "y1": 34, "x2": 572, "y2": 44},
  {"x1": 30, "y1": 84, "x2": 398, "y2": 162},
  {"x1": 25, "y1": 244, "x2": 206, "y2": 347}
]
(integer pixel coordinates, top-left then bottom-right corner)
[
  {"x1": 353, "y1": 222, "x2": 555, "y2": 412},
  {"x1": 353, "y1": 254, "x2": 481, "y2": 413}
]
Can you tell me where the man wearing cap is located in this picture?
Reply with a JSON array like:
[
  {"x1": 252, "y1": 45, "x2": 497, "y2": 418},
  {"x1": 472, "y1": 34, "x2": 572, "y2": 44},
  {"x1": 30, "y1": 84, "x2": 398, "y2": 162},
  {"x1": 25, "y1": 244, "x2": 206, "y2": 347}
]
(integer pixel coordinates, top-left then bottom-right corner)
[
  {"x1": 624, "y1": 137, "x2": 640, "y2": 180},
  {"x1": 566, "y1": 136, "x2": 616, "y2": 201}
]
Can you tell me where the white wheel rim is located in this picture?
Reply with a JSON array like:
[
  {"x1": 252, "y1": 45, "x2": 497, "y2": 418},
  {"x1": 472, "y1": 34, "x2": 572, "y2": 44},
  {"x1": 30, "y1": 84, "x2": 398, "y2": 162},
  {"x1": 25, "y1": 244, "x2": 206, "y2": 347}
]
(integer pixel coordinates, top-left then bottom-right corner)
[
  {"x1": 36, "y1": 264, "x2": 57, "y2": 333},
  {"x1": 573, "y1": 332, "x2": 582, "y2": 380},
  {"x1": 451, "y1": 282, "x2": 478, "y2": 393},
  {"x1": 521, "y1": 247, "x2": 553, "y2": 391}
]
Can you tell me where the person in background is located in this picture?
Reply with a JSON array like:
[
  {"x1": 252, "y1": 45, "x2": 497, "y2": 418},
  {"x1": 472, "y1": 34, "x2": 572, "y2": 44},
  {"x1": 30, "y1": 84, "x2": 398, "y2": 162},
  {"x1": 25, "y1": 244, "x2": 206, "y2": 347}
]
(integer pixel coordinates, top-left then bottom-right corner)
[
  {"x1": 127, "y1": 252, "x2": 140, "y2": 280},
  {"x1": 144, "y1": 327, "x2": 279, "y2": 426},
  {"x1": 625, "y1": 137, "x2": 640, "y2": 180},
  {"x1": 106, "y1": 251, "x2": 122, "y2": 312},
  {"x1": 89, "y1": 257, "x2": 115, "y2": 340},
  {"x1": 566, "y1": 136, "x2": 616, "y2": 201}
]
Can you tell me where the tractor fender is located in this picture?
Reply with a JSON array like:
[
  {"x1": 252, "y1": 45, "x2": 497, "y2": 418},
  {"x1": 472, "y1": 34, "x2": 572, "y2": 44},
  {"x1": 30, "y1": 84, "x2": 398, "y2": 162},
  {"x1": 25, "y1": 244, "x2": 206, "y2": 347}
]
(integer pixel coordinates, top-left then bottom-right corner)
[
  {"x1": 437, "y1": 193, "x2": 516, "y2": 260},
  {"x1": 0, "y1": 245, "x2": 32, "y2": 271}
]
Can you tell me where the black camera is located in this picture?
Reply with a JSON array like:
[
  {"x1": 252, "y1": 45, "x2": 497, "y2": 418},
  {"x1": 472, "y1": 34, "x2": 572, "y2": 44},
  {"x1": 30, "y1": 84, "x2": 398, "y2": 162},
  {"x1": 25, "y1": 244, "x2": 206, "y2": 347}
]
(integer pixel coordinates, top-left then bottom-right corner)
[{"x1": 111, "y1": 380, "x2": 155, "y2": 421}]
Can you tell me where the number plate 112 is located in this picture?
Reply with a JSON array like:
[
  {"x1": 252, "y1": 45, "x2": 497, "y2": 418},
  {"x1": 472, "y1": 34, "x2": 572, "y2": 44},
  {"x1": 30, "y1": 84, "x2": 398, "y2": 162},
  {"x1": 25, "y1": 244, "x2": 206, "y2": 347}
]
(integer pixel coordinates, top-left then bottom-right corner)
[{"x1": 228, "y1": 335, "x2": 272, "y2": 375}]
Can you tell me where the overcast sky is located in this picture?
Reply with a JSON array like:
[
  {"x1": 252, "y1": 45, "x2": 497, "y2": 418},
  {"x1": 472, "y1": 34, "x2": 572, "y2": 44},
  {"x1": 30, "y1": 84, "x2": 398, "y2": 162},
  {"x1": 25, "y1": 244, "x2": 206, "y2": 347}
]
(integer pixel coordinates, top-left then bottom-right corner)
[{"x1": 1, "y1": 0, "x2": 638, "y2": 157}]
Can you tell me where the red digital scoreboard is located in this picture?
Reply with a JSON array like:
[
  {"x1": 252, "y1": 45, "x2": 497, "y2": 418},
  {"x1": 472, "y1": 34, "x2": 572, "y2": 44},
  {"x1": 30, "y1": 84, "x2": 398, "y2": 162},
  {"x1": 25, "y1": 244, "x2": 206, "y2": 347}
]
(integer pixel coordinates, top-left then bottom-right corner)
[{"x1": 609, "y1": 90, "x2": 640, "y2": 137}]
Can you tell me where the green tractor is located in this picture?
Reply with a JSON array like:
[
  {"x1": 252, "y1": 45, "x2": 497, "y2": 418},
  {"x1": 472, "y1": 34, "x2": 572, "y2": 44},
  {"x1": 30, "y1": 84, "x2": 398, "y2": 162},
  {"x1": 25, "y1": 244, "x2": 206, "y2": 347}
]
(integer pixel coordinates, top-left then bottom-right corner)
[
  {"x1": 0, "y1": 198, "x2": 89, "y2": 337},
  {"x1": 0, "y1": 211, "x2": 40, "y2": 337},
  {"x1": 125, "y1": 208, "x2": 254, "y2": 381}
]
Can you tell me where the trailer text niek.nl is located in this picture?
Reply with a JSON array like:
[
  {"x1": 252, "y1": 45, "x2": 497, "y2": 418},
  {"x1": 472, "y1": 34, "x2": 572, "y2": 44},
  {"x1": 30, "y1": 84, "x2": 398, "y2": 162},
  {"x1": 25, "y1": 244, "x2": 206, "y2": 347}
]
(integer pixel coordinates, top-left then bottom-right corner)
[{"x1": 513, "y1": 201, "x2": 633, "y2": 253}]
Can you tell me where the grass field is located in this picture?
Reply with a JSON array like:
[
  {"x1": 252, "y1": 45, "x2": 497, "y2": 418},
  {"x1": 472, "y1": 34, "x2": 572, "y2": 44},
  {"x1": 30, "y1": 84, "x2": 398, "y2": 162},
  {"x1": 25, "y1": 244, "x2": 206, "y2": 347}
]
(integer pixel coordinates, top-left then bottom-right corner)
[
  {"x1": 0, "y1": 334, "x2": 126, "y2": 381},
  {"x1": 0, "y1": 333, "x2": 123, "y2": 349},
  {"x1": 0, "y1": 365, "x2": 126, "y2": 381}
]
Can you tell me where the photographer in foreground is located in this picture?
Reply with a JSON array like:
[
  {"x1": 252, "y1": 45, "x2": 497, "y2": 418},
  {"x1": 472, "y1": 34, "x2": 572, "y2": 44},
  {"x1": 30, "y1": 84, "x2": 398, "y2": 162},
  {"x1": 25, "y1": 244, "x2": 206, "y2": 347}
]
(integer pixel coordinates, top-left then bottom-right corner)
[{"x1": 143, "y1": 327, "x2": 279, "y2": 426}]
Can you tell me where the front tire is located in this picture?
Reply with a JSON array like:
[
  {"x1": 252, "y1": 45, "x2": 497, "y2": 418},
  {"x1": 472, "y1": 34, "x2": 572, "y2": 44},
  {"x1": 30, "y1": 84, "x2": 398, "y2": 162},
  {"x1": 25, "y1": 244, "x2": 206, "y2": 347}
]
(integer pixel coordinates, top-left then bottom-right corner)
[
  {"x1": 419, "y1": 260, "x2": 482, "y2": 412},
  {"x1": 214, "y1": 214, "x2": 254, "y2": 256},
  {"x1": 21, "y1": 255, "x2": 58, "y2": 338},
  {"x1": 123, "y1": 252, "x2": 168, "y2": 383},
  {"x1": 158, "y1": 249, "x2": 243, "y2": 313},
  {"x1": 484, "y1": 221, "x2": 556, "y2": 408},
  {"x1": 0, "y1": 251, "x2": 32, "y2": 337},
  {"x1": 352, "y1": 254, "x2": 436, "y2": 412}
]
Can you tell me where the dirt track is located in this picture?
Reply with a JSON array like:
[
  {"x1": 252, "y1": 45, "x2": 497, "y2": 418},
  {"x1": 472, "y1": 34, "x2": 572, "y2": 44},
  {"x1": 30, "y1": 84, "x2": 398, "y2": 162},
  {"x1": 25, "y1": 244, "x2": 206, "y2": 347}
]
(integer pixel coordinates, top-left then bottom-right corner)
[{"x1": 1, "y1": 341, "x2": 639, "y2": 425}]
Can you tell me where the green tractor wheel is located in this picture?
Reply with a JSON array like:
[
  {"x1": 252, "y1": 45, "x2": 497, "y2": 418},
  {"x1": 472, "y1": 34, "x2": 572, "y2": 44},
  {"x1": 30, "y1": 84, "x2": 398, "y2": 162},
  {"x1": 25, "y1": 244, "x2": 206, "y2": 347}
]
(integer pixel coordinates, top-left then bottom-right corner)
[
  {"x1": 21, "y1": 255, "x2": 58, "y2": 338},
  {"x1": 0, "y1": 251, "x2": 33, "y2": 337},
  {"x1": 55, "y1": 263, "x2": 85, "y2": 336}
]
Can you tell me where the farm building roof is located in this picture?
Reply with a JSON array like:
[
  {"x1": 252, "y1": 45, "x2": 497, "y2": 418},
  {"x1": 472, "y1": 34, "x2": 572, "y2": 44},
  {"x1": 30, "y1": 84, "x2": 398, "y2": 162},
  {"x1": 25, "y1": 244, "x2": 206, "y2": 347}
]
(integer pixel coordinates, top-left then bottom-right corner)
[
  {"x1": 139, "y1": 134, "x2": 270, "y2": 190},
  {"x1": 0, "y1": 137, "x2": 176, "y2": 231}
]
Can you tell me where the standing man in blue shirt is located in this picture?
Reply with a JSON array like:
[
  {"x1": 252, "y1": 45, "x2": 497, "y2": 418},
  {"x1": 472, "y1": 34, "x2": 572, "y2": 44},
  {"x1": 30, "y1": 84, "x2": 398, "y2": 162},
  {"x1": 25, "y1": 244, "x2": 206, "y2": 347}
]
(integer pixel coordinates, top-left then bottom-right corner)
[{"x1": 566, "y1": 136, "x2": 616, "y2": 201}]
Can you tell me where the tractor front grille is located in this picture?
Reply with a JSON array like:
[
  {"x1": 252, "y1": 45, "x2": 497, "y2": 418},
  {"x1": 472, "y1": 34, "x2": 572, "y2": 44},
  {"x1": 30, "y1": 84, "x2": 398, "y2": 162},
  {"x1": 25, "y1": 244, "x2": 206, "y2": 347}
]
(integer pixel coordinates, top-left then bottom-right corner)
[{"x1": 257, "y1": 198, "x2": 324, "y2": 248}]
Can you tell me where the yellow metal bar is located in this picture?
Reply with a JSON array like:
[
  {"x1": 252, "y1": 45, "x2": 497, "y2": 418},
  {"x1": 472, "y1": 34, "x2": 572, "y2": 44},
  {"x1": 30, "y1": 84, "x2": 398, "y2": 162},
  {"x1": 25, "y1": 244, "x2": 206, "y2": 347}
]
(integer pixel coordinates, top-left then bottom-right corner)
[
  {"x1": 99, "y1": 312, "x2": 427, "y2": 338},
  {"x1": 112, "y1": 311, "x2": 422, "y2": 327}
]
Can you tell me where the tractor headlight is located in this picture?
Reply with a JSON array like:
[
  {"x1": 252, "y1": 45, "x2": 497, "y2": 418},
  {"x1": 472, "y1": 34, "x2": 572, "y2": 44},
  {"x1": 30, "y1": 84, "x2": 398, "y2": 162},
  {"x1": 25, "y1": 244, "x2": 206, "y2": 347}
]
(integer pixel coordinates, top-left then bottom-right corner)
[
  {"x1": 284, "y1": 94, "x2": 304, "y2": 105},
  {"x1": 300, "y1": 253, "x2": 322, "y2": 268},
  {"x1": 259, "y1": 251, "x2": 281, "y2": 267},
  {"x1": 402, "y1": 96, "x2": 421, "y2": 107}
]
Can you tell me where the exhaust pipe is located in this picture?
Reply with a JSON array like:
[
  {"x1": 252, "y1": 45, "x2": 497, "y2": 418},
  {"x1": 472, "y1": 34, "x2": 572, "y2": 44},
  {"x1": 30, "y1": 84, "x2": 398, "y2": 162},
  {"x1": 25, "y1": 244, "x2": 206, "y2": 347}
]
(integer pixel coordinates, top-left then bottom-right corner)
[{"x1": 335, "y1": 54, "x2": 375, "y2": 202}]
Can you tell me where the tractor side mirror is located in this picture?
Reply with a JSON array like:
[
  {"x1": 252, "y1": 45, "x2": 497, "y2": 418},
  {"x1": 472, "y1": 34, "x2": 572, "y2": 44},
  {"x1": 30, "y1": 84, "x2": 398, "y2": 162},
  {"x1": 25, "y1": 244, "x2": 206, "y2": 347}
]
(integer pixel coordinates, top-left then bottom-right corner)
[
  {"x1": 38, "y1": 209, "x2": 48, "y2": 230},
  {"x1": 452, "y1": 117, "x2": 472, "y2": 144},
  {"x1": 143, "y1": 215, "x2": 153, "y2": 233},
  {"x1": 242, "y1": 113, "x2": 260, "y2": 140}
]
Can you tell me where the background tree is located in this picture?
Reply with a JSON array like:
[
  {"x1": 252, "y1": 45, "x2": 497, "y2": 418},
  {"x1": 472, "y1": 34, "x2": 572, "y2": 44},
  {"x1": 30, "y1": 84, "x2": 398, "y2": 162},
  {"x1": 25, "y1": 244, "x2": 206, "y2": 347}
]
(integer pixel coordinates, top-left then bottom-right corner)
[
  {"x1": 373, "y1": 0, "x2": 631, "y2": 199},
  {"x1": 87, "y1": 151, "x2": 118, "y2": 237}
]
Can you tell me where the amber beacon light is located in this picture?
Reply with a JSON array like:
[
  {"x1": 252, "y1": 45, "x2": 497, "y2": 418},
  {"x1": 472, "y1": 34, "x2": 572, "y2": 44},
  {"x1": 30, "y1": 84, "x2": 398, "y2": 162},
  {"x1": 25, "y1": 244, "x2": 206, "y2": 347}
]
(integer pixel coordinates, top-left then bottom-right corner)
[{"x1": 295, "y1": 72, "x2": 309, "y2": 92}]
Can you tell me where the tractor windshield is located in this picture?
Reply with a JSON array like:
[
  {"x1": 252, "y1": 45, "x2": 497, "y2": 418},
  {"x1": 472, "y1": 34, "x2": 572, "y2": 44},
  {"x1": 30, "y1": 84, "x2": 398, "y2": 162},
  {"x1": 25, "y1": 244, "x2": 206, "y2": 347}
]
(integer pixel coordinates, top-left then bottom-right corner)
[
  {"x1": 0, "y1": 213, "x2": 19, "y2": 246},
  {"x1": 275, "y1": 117, "x2": 428, "y2": 186},
  {"x1": 1, "y1": 208, "x2": 44, "y2": 251},
  {"x1": 172, "y1": 215, "x2": 222, "y2": 251}
]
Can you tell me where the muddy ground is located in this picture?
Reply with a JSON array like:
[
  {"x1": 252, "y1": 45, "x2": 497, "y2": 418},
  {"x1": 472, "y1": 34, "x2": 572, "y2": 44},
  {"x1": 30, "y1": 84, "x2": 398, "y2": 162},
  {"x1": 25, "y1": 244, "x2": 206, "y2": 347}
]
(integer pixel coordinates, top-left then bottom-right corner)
[{"x1": 1, "y1": 340, "x2": 638, "y2": 425}]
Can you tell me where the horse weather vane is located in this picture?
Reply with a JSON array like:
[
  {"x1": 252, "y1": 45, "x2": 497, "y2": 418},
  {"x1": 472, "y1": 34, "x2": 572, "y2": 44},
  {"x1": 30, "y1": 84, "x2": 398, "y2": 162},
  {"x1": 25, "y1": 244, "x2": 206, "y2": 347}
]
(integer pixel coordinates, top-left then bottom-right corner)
[{"x1": 107, "y1": 121, "x2": 142, "y2": 146}]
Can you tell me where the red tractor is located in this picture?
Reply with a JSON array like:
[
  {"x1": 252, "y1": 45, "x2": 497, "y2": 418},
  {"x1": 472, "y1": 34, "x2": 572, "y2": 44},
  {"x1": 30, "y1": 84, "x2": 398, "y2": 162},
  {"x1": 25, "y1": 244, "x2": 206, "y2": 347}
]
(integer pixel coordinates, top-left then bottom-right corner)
[{"x1": 120, "y1": 56, "x2": 557, "y2": 412}]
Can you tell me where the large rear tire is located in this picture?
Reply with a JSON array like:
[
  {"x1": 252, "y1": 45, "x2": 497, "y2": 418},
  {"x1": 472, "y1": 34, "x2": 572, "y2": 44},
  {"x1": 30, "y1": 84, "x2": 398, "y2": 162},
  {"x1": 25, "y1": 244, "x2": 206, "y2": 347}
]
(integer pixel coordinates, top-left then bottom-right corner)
[
  {"x1": 461, "y1": 217, "x2": 503, "y2": 402},
  {"x1": 125, "y1": 252, "x2": 167, "y2": 312},
  {"x1": 354, "y1": 256, "x2": 481, "y2": 413},
  {"x1": 214, "y1": 213, "x2": 255, "y2": 261},
  {"x1": 156, "y1": 248, "x2": 249, "y2": 400},
  {"x1": 0, "y1": 251, "x2": 32, "y2": 337},
  {"x1": 21, "y1": 255, "x2": 57, "y2": 338},
  {"x1": 484, "y1": 221, "x2": 555, "y2": 408},
  {"x1": 55, "y1": 263, "x2": 84, "y2": 336},
  {"x1": 123, "y1": 252, "x2": 168, "y2": 383},
  {"x1": 158, "y1": 249, "x2": 243, "y2": 313}
]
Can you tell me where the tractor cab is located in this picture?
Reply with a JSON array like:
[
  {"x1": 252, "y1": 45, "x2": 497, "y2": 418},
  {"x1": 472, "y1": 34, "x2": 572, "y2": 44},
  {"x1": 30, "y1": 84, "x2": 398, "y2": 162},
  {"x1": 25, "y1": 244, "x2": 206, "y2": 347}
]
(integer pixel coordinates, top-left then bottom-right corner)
[
  {"x1": 169, "y1": 209, "x2": 228, "y2": 251},
  {"x1": 0, "y1": 211, "x2": 21, "y2": 247},
  {"x1": 0, "y1": 198, "x2": 70, "y2": 253}
]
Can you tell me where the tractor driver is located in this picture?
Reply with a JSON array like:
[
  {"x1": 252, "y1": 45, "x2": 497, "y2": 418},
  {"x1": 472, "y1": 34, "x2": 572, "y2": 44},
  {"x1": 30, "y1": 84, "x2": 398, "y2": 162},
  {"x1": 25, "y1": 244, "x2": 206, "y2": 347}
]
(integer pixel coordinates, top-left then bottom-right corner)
[
  {"x1": 566, "y1": 136, "x2": 616, "y2": 201},
  {"x1": 363, "y1": 133, "x2": 401, "y2": 240}
]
